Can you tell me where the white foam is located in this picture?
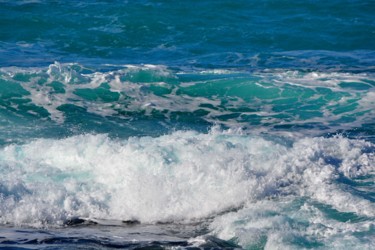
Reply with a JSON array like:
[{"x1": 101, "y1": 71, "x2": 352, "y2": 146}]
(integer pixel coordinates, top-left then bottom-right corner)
[
  {"x1": 267, "y1": 70, "x2": 375, "y2": 89},
  {"x1": 210, "y1": 198, "x2": 375, "y2": 250},
  {"x1": 0, "y1": 62, "x2": 184, "y2": 123},
  {"x1": 358, "y1": 91, "x2": 375, "y2": 110},
  {"x1": 0, "y1": 130, "x2": 373, "y2": 230}
]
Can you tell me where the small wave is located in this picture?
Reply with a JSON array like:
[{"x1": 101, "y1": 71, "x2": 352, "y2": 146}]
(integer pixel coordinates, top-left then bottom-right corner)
[{"x1": 0, "y1": 62, "x2": 374, "y2": 140}]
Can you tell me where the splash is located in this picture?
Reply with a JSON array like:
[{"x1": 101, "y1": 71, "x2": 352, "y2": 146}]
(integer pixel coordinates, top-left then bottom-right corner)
[{"x1": 0, "y1": 129, "x2": 373, "y2": 230}]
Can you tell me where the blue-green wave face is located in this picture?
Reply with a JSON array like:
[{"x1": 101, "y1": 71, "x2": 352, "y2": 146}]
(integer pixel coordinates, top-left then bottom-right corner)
[
  {"x1": 0, "y1": 63, "x2": 374, "y2": 143},
  {"x1": 1, "y1": 1, "x2": 375, "y2": 249}
]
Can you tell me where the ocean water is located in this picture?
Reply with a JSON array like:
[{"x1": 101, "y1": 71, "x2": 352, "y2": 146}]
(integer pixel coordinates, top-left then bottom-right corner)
[{"x1": 0, "y1": 0, "x2": 374, "y2": 249}]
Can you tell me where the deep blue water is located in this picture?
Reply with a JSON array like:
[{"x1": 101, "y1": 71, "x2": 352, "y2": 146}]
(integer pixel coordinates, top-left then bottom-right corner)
[{"x1": 0, "y1": 1, "x2": 374, "y2": 249}]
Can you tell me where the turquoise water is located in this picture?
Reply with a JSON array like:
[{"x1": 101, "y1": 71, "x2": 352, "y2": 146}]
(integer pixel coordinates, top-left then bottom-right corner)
[{"x1": 0, "y1": 1, "x2": 374, "y2": 249}]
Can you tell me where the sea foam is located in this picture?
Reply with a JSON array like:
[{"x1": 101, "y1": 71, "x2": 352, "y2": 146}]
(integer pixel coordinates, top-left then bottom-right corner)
[{"x1": 0, "y1": 129, "x2": 373, "y2": 229}]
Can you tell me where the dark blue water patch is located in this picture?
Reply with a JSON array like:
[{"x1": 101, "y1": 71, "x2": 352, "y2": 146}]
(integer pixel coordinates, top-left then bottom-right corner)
[
  {"x1": 2, "y1": 238, "x2": 189, "y2": 249},
  {"x1": 327, "y1": 125, "x2": 375, "y2": 144},
  {"x1": 1, "y1": 0, "x2": 374, "y2": 69},
  {"x1": 0, "y1": 224, "x2": 241, "y2": 250},
  {"x1": 0, "y1": 239, "x2": 190, "y2": 250}
]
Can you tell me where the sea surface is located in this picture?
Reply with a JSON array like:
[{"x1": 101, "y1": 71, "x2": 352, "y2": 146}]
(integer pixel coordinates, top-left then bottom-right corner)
[{"x1": 0, "y1": 0, "x2": 374, "y2": 249}]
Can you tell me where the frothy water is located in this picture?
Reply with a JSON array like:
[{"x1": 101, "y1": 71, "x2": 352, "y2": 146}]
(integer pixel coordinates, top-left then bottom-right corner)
[
  {"x1": 0, "y1": 63, "x2": 374, "y2": 142},
  {"x1": 0, "y1": 63, "x2": 374, "y2": 249},
  {"x1": 1, "y1": 0, "x2": 375, "y2": 249},
  {"x1": 0, "y1": 129, "x2": 374, "y2": 248}
]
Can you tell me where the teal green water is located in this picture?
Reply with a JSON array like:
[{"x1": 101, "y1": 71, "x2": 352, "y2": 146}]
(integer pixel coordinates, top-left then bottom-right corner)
[
  {"x1": 0, "y1": 64, "x2": 374, "y2": 144},
  {"x1": 0, "y1": 1, "x2": 374, "y2": 249}
]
